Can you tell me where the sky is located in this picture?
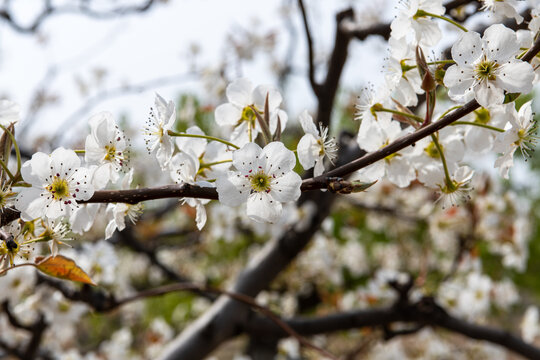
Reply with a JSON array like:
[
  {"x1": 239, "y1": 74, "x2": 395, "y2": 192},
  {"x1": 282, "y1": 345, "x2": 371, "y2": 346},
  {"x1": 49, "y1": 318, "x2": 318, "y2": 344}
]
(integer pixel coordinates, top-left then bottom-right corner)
[{"x1": 0, "y1": 0, "x2": 389, "y2": 149}]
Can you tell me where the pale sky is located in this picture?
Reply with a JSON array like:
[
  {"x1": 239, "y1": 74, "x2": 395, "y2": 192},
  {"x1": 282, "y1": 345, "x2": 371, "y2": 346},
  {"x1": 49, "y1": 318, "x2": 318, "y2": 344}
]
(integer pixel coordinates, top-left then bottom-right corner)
[{"x1": 0, "y1": 0, "x2": 388, "y2": 149}]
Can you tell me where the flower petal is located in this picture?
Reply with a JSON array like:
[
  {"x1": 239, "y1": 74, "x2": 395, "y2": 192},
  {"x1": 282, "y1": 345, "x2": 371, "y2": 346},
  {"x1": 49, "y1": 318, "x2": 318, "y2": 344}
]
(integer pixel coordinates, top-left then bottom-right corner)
[
  {"x1": 232, "y1": 142, "x2": 262, "y2": 174},
  {"x1": 246, "y1": 192, "x2": 282, "y2": 223},
  {"x1": 215, "y1": 103, "x2": 242, "y2": 127},
  {"x1": 484, "y1": 24, "x2": 519, "y2": 63},
  {"x1": 297, "y1": 134, "x2": 319, "y2": 170},
  {"x1": 451, "y1": 31, "x2": 482, "y2": 68},
  {"x1": 216, "y1": 171, "x2": 250, "y2": 206},
  {"x1": 262, "y1": 142, "x2": 296, "y2": 175},
  {"x1": 226, "y1": 78, "x2": 253, "y2": 106},
  {"x1": 270, "y1": 171, "x2": 301, "y2": 203}
]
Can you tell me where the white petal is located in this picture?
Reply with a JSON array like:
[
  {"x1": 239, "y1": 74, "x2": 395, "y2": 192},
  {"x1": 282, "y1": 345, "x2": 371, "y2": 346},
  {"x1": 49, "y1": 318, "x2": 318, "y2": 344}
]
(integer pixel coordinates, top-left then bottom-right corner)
[
  {"x1": 226, "y1": 78, "x2": 253, "y2": 106},
  {"x1": 444, "y1": 65, "x2": 475, "y2": 100},
  {"x1": 313, "y1": 157, "x2": 325, "y2": 177},
  {"x1": 475, "y1": 82, "x2": 504, "y2": 107},
  {"x1": 495, "y1": 61, "x2": 534, "y2": 94},
  {"x1": 89, "y1": 111, "x2": 115, "y2": 148},
  {"x1": 15, "y1": 187, "x2": 43, "y2": 220},
  {"x1": 50, "y1": 147, "x2": 81, "y2": 177},
  {"x1": 216, "y1": 171, "x2": 249, "y2": 206},
  {"x1": 252, "y1": 85, "x2": 282, "y2": 110},
  {"x1": 484, "y1": 24, "x2": 519, "y2": 63},
  {"x1": 176, "y1": 126, "x2": 207, "y2": 158},
  {"x1": 155, "y1": 136, "x2": 174, "y2": 170},
  {"x1": 232, "y1": 142, "x2": 262, "y2": 173},
  {"x1": 262, "y1": 142, "x2": 296, "y2": 175},
  {"x1": 246, "y1": 192, "x2": 282, "y2": 223},
  {"x1": 297, "y1": 134, "x2": 319, "y2": 170},
  {"x1": 465, "y1": 127, "x2": 493, "y2": 153},
  {"x1": 270, "y1": 171, "x2": 302, "y2": 203},
  {"x1": 298, "y1": 110, "x2": 318, "y2": 136},
  {"x1": 451, "y1": 31, "x2": 483, "y2": 67},
  {"x1": 386, "y1": 158, "x2": 415, "y2": 188},
  {"x1": 270, "y1": 109, "x2": 288, "y2": 134},
  {"x1": 22, "y1": 153, "x2": 50, "y2": 185},
  {"x1": 195, "y1": 202, "x2": 207, "y2": 230},
  {"x1": 215, "y1": 103, "x2": 242, "y2": 127},
  {"x1": 414, "y1": 18, "x2": 441, "y2": 47}
]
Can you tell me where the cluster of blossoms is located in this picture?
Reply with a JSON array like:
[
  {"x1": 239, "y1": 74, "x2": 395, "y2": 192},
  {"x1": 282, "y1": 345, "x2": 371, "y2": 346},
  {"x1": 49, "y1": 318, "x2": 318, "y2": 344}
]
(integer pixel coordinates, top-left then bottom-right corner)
[
  {"x1": 0, "y1": 1, "x2": 539, "y2": 359},
  {"x1": 355, "y1": 0, "x2": 539, "y2": 209}
]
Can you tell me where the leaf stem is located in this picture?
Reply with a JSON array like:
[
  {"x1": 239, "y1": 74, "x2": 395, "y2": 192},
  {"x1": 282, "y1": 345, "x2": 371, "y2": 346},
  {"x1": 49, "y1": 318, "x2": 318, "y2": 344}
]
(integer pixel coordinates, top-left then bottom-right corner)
[
  {"x1": 452, "y1": 121, "x2": 505, "y2": 132},
  {"x1": 167, "y1": 131, "x2": 240, "y2": 149},
  {"x1": 377, "y1": 108, "x2": 424, "y2": 123},
  {"x1": 416, "y1": 10, "x2": 468, "y2": 32}
]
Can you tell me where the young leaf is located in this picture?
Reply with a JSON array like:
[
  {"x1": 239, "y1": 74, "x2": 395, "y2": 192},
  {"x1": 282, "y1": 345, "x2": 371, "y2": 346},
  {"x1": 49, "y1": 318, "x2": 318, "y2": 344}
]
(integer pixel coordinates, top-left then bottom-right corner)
[{"x1": 35, "y1": 255, "x2": 96, "y2": 286}]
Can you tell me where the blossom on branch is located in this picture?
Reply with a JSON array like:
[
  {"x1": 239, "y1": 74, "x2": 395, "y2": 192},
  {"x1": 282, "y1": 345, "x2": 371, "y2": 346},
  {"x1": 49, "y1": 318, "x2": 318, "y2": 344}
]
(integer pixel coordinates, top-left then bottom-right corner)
[
  {"x1": 216, "y1": 142, "x2": 301, "y2": 223},
  {"x1": 214, "y1": 78, "x2": 288, "y2": 146},
  {"x1": 16, "y1": 147, "x2": 94, "y2": 220},
  {"x1": 297, "y1": 110, "x2": 338, "y2": 176},
  {"x1": 144, "y1": 93, "x2": 176, "y2": 170},
  {"x1": 85, "y1": 111, "x2": 129, "y2": 189},
  {"x1": 444, "y1": 24, "x2": 534, "y2": 108}
]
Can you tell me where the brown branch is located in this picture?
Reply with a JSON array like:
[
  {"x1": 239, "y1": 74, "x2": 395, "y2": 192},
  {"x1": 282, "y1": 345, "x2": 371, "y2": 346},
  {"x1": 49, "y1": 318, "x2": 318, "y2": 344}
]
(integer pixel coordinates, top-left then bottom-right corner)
[
  {"x1": 0, "y1": 0, "x2": 160, "y2": 34},
  {"x1": 247, "y1": 296, "x2": 540, "y2": 360},
  {"x1": 116, "y1": 283, "x2": 339, "y2": 360},
  {"x1": 301, "y1": 100, "x2": 481, "y2": 190},
  {"x1": 82, "y1": 183, "x2": 219, "y2": 204},
  {"x1": 297, "y1": 0, "x2": 321, "y2": 96},
  {"x1": 2, "y1": 301, "x2": 49, "y2": 360}
]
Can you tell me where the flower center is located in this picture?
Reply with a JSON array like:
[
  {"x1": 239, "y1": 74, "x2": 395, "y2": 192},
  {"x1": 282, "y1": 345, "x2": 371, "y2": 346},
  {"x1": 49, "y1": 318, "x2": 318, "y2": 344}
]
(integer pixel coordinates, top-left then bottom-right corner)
[
  {"x1": 104, "y1": 145, "x2": 117, "y2": 161},
  {"x1": 241, "y1": 106, "x2": 259, "y2": 126},
  {"x1": 249, "y1": 171, "x2": 271, "y2": 193},
  {"x1": 47, "y1": 177, "x2": 70, "y2": 200},
  {"x1": 475, "y1": 59, "x2": 498, "y2": 81},
  {"x1": 474, "y1": 108, "x2": 490, "y2": 125},
  {"x1": 425, "y1": 141, "x2": 441, "y2": 159}
]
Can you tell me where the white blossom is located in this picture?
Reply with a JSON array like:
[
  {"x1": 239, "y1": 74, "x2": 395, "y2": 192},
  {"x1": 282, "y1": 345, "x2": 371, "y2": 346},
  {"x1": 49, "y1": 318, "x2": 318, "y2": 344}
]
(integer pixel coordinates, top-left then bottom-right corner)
[
  {"x1": 85, "y1": 111, "x2": 129, "y2": 189},
  {"x1": 494, "y1": 101, "x2": 537, "y2": 179},
  {"x1": 16, "y1": 147, "x2": 94, "y2": 220},
  {"x1": 144, "y1": 93, "x2": 176, "y2": 170},
  {"x1": 214, "y1": 78, "x2": 288, "y2": 146},
  {"x1": 444, "y1": 24, "x2": 534, "y2": 108},
  {"x1": 216, "y1": 142, "x2": 301, "y2": 223},
  {"x1": 297, "y1": 110, "x2": 338, "y2": 176}
]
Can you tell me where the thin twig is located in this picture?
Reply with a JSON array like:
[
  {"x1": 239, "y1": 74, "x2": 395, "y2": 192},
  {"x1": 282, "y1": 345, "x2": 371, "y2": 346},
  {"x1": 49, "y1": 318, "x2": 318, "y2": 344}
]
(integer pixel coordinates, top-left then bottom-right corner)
[{"x1": 298, "y1": 0, "x2": 321, "y2": 96}]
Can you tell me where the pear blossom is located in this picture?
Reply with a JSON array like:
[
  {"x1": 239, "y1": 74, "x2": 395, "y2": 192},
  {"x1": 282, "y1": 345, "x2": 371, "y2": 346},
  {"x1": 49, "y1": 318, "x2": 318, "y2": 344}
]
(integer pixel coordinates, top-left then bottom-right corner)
[
  {"x1": 390, "y1": 0, "x2": 445, "y2": 47},
  {"x1": 144, "y1": 93, "x2": 176, "y2": 170},
  {"x1": 297, "y1": 110, "x2": 338, "y2": 176},
  {"x1": 214, "y1": 78, "x2": 288, "y2": 146},
  {"x1": 35, "y1": 219, "x2": 72, "y2": 257},
  {"x1": 85, "y1": 112, "x2": 129, "y2": 189},
  {"x1": 521, "y1": 306, "x2": 540, "y2": 343},
  {"x1": 16, "y1": 147, "x2": 94, "y2": 220},
  {"x1": 480, "y1": 0, "x2": 523, "y2": 24},
  {"x1": 355, "y1": 119, "x2": 416, "y2": 188},
  {"x1": 444, "y1": 24, "x2": 534, "y2": 108},
  {"x1": 216, "y1": 141, "x2": 301, "y2": 223},
  {"x1": 463, "y1": 105, "x2": 511, "y2": 153},
  {"x1": 170, "y1": 151, "x2": 213, "y2": 230},
  {"x1": 385, "y1": 36, "x2": 423, "y2": 106},
  {"x1": 0, "y1": 221, "x2": 33, "y2": 267},
  {"x1": 105, "y1": 170, "x2": 143, "y2": 239},
  {"x1": 419, "y1": 164, "x2": 474, "y2": 208},
  {"x1": 175, "y1": 125, "x2": 207, "y2": 159},
  {"x1": 494, "y1": 101, "x2": 537, "y2": 179}
]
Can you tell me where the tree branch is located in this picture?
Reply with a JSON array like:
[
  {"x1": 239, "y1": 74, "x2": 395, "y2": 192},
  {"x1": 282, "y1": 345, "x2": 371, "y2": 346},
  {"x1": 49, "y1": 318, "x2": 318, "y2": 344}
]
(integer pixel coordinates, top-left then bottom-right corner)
[
  {"x1": 297, "y1": 0, "x2": 321, "y2": 96},
  {"x1": 247, "y1": 296, "x2": 540, "y2": 359},
  {"x1": 0, "y1": 0, "x2": 160, "y2": 34}
]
